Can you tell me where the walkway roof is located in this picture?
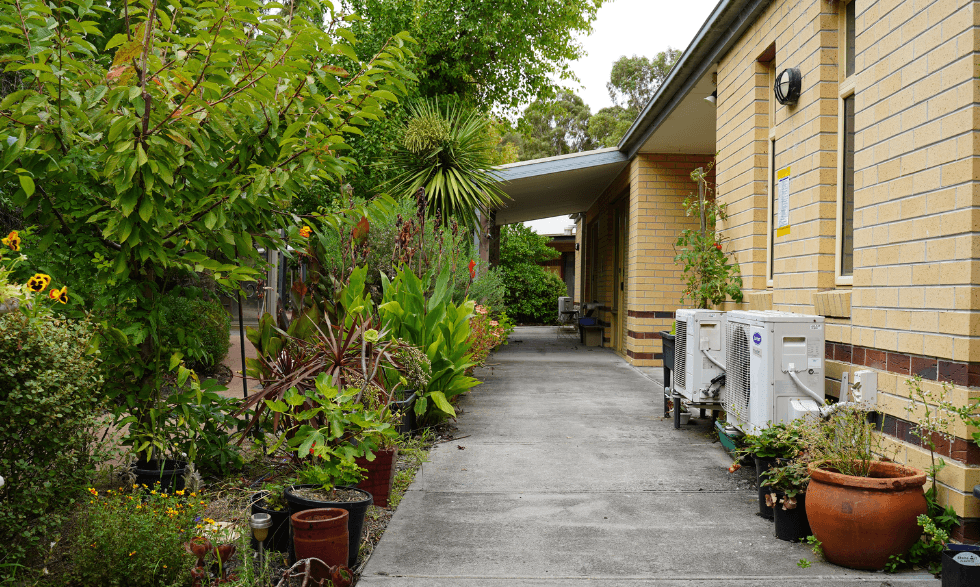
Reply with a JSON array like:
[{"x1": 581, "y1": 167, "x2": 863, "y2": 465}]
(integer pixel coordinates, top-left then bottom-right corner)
[{"x1": 493, "y1": 0, "x2": 769, "y2": 226}]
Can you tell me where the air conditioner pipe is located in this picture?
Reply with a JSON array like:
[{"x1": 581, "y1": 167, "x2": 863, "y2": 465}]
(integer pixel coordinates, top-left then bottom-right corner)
[
  {"x1": 701, "y1": 348, "x2": 725, "y2": 371},
  {"x1": 786, "y1": 364, "x2": 825, "y2": 404}
]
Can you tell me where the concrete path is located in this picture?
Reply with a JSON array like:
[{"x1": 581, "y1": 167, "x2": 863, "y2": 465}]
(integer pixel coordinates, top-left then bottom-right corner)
[{"x1": 358, "y1": 327, "x2": 939, "y2": 586}]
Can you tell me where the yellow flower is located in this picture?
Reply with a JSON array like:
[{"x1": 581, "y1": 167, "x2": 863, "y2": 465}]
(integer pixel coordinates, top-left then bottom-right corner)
[
  {"x1": 175, "y1": 490, "x2": 184, "y2": 496},
  {"x1": 129, "y1": 551, "x2": 136, "y2": 557},
  {"x1": 87, "y1": 488, "x2": 98, "y2": 496},
  {"x1": 26, "y1": 273, "x2": 51, "y2": 293},
  {"x1": 2, "y1": 230, "x2": 20, "y2": 251},
  {"x1": 48, "y1": 285, "x2": 68, "y2": 304},
  {"x1": 299, "y1": 225, "x2": 312, "y2": 238}
]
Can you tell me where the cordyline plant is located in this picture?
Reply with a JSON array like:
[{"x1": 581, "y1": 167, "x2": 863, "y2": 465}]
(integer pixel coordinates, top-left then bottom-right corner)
[
  {"x1": 0, "y1": 0, "x2": 412, "y2": 458},
  {"x1": 674, "y1": 164, "x2": 743, "y2": 308}
]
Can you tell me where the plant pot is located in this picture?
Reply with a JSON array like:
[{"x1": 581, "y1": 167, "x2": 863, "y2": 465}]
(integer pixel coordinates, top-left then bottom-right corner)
[
  {"x1": 772, "y1": 491, "x2": 811, "y2": 542},
  {"x1": 290, "y1": 508, "x2": 349, "y2": 576},
  {"x1": 659, "y1": 332, "x2": 675, "y2": 372},
  {"x1": 284, "y1": 485, "x2": 372, "y2": 569},
  {"x1": 753, "y1": 456, "x2": 777, "y2": 520},
  {"x1": 355, "y1": 448, "x2": 398, "y2": 509},
  {"x1": 391, "y1": 392, "x2": 418, "y2": 435},
  {"x1": 678, "y1": 411, "x2": 691, "y2": 426},
  {"x1": 132, "y1": 459, "x2": 186, "y2": 493},
  {"x1": 250, "y1": 492, "x2": 291, "y2": 553},
  {"x1": 942, "y1": 544, "x2": 980, "y2": 587},
  {"x1": 806, "y1": 461, "x2": 927, "y2": 570}
]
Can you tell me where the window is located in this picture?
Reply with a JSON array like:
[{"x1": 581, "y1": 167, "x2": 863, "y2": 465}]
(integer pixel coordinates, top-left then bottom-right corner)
[
  {"x1": 763, "y1": 56, "x2": 776, "y2": 286},
  {"x1": 836, "y1": 1, "x2": 857, "y2": 284}
]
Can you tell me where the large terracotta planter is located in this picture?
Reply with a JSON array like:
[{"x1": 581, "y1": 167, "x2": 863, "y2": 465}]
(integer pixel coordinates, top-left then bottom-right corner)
[{"x1": 806, "y1": 461, "x2": 927, "y2": 570}]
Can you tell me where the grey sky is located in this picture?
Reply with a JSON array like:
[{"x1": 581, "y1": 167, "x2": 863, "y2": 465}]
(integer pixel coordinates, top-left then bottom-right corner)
[{"x1": 526, "y1": 0, "x2": 718, "y2": 234}]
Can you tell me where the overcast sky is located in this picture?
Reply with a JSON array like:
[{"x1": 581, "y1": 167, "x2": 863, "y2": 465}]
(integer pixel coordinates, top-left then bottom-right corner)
[{"x1": 524, "y1": 0, "x2": 718, "y2": 235}]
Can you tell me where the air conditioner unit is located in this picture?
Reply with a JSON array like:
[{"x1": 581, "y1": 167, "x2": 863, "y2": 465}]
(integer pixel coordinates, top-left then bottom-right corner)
[
  {"x1": 673, "y1": 309, "x2": 726, "y2": 403},
  {"x1": 723, "y1": 310, "x2": 826, "y2": 435},
  {"x1": 558, "y1": 296, "x2": 574, "y2": 316}
]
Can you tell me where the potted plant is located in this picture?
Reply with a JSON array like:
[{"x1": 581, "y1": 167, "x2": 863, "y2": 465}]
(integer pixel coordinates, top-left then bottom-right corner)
[
  {"x1": 250, "y1": 480, "x2": 292, "y2": 553},
  {"x1": 265, "y1": 375, "x2": 396, "y2": 568},
  {"x1": 800, "y1": 404, "x2": 927, "y2": 570},
  {"x1": 761, "y1": 459, "x2": 810, "y2": 542},
  {"x1": 730, "y1": 423, "x2": 802, "y2": 520}
]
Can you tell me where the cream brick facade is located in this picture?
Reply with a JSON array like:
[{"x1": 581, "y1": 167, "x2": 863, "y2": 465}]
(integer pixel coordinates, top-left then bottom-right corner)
[{"x1": 715, "y1": 0, "x2": 980, "y2": 535}]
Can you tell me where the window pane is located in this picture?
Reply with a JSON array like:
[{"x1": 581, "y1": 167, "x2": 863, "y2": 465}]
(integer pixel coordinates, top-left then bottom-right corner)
[
  {"x1": 770, "y1": 138, "x2": 776, "y2": 280},
  {"x1": 841, "y1": 95, "x2": 855, "y2": 276},
  {"x1": 846, "y1": 1, "x2": 856, "y2": 77}
]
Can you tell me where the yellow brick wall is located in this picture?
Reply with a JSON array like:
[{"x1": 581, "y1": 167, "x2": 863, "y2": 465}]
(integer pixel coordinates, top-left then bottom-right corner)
[{"x1": 716, "y1": 0, "x2": 980, "y2": 523}]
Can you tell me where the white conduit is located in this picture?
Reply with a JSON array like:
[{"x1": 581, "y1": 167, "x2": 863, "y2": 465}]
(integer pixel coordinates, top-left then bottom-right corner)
[{"x1": 787, "y1": 369, "x2": 825, "y2": 404}]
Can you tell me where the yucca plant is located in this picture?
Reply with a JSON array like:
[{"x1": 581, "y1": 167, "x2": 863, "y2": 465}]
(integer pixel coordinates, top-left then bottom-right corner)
[{"x1": 386, "y1": 98, "x2": 508, "y2": 230}]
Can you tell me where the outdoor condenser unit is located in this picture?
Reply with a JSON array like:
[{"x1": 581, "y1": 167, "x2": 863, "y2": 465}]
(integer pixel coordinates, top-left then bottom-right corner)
[
  {"x1": 673, "y1": 309, "x2": 726, "y2": 403},
  {"x1": 723, "y1": 310, "x2": 825, "y2": 435},
  {"x1": 558, "y1": 296, "x2": 574, "y2": 317}
]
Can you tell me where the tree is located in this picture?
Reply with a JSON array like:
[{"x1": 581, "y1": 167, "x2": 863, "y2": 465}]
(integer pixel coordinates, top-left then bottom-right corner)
[
  {"x1": 588, "y1": 105, "x2": 634, "y2": 148},
  {"x1": 498, "y1": 224, "x2": 567, "y2": 324},
  {"x1": 607, "y1": 48, "x2": 681, "y2": 116},
  {"x1": 343, "y1": 0, "x2": 606, "y2": 110},
  {"x1": 517, "y1": 90, "x2": 595, "y2": 160},
  {"x1": 386, "y1": 98, "x2": 508, "y2": 230},
  {"x1": 0, "y1": 0, "x2": 412, "y2": 454}
]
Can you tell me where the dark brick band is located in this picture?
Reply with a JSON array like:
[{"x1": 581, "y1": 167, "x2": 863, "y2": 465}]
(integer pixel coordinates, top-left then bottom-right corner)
[{"x1": 825, "y1": 342, "x2": 979, "y2": 387}]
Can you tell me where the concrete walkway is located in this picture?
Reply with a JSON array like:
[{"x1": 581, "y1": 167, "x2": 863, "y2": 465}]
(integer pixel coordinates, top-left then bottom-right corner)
[{"x1": 359, "y1": 327, "x2": 939, "y2": 586}]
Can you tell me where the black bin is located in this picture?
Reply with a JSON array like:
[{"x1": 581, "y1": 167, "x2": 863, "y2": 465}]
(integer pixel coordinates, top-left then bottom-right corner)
[{"x1": 942, "y1": 544, "x2": 980, "y2": 587}]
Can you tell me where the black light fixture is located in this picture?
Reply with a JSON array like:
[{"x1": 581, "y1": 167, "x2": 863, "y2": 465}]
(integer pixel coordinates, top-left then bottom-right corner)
[
  {"x1": 704, "y1": 90, "x2": 717, "y2": 104},
  {"x1": 774, "y1": 67, "x2": 801, "y2": 105},
  {"x1": 575, "y1": 243, "x2": 580, "y2": 251}
]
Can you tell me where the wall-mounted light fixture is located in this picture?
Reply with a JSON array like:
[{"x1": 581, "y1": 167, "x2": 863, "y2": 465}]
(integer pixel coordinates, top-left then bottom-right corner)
[
  {"x1": 704, "y1": 90, "x2": 717, "y2": 104},
  {"x1": 774, "y1": 67, "x2": 801, "y2": 105},
  {"x1": 575, "y1": 243, "x2": 580, "y2": 251}
]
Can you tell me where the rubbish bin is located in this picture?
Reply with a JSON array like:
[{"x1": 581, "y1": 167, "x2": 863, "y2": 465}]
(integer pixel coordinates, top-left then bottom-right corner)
[
  {"x1": 942, "y1": 544, "x2": 980, "y2": 587},
  {"x1": 660, "y1": 332, "x2": 675, "y2": 418}
]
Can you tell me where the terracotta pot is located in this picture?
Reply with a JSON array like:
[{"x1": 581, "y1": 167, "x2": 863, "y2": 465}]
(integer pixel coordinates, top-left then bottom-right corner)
[
  {"x1": 356, "y1": 448, "x2": 397, "y2": 508},
  {"x1": 285, "y1": 485, "x2": 372, "y2": 569},
  {"x1": 806, "y1": 461, "x2": 927, "y2": 570},
  {"x1": 290, "y1": 508, "x2": 349, "y2": 577}
]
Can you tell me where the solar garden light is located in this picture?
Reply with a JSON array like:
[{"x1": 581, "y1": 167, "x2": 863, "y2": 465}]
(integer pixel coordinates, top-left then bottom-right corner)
[{"x1": 249, "y1": 513, "x2": 272, "y2": 560}]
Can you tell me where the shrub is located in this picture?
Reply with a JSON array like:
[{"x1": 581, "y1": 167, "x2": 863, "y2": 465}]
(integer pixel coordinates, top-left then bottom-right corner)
[
  {"x1": 459, "y1": 266, "x2": 506, "y2": 311},
  {"x1": 0, "y1": 311, "x2": 104, "y2": 573},
  {"x1": 468, "y1": 305, "x2": 514, "y2": 367},
  {"x1": 159, "y1": 288, "x2": 231, "y2": 372},
  {"x1": 69, "y1": 485, "x2": 199, "y2": 587},
  {"x1": 498, "y1": 224, "x2": 568, "y2": 324}
]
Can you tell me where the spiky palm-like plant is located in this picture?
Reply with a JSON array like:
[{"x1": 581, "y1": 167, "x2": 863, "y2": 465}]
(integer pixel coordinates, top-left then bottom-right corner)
[{"x1": 387, "y1": 98, "x2": 508, "y2": 230}]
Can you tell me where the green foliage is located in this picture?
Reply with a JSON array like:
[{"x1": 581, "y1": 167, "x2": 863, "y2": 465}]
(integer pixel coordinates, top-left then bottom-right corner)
[
  {"x1": 264, "y1": 376, "x2": 397, "y2": 490},
  {"x1": 69, "y1": 485, "x2": 198, "y2": 587},
  {"x1": 798, "y1": 404, "x2": 889, "y2": 477},
  {"x1": 344, "y1": 0, "x2": 606, "y2": 110},
  {"x1": 379, "y1": 265, "x2": 480, "y2": 422},
  {"x1": 607, "y1": 50, "x2": 682, "y2": 116},
  {"x1": 588, "y1": 105, "x2": 633, "y2": 149},
  {"x1": 0, "y1": 0, "x2": 412, "y2": 463},
  {"x1": 498, "y1": 224, "x2": 567, "y2": 324},
  {"x1": 386, "y1": 97, "x2": 507, "y2": 230},
  {"x1": 184, "y1": 390, "x2": 247, "y2": 478},
  {"x1": 517, "y1": 90, "x2": 595, "y2": 160},
  {"x1": 736, "y1": 423, "x2": 802, "y2": 460},
  {"x1": 462, "y1": 267, "x2": 507, "y2": 316},
  {"x1": 674, "y1": 166, "x2": 743, "y2": 308},
  {"x1": 159, "y1": 288, "x2": 231, "y2": 372},
  {"x1": 0, "y1": 311, "x2": 104, "y2": 573}
]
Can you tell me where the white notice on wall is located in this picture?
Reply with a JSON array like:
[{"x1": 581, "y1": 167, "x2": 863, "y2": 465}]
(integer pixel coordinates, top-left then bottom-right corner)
[{"x1": 776, "y1": 166, "x2": 791, "y2": 237}]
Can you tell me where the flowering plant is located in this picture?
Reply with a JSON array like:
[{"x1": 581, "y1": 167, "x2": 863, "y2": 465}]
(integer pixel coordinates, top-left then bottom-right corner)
[
  {"x1": 70, "y1": 484, "x2": 201, "y2": 586},
  {"x1": 673, "y1": 165, "x2": 743, "y2": 308},
  {"x1": 467, "y1": 305, "x2": 514, "y2": 368}
]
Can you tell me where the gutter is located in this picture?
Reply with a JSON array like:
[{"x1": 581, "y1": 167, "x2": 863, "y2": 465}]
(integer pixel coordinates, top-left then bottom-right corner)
[{"x1": 617, "y1": 0, "x2": 773, "y2": 160}]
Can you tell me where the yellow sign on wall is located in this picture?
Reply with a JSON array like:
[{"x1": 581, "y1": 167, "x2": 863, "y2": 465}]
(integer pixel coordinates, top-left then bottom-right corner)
[{"x1": 776, "y1": 166, "x2": 791, "y2": 237}]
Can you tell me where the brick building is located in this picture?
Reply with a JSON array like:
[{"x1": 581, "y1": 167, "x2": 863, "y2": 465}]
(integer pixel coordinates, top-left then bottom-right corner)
[{"x1": 497, "y1": 0, "x2": 980, "y2": 542}]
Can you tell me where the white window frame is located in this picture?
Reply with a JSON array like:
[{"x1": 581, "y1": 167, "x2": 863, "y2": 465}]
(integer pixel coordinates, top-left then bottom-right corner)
[
  {"x1": 765, "y1": 61, "x2": 777, "y2": 288},
  {"x1": 835, "y1": 0, "x2": 857, "y2": 286}
]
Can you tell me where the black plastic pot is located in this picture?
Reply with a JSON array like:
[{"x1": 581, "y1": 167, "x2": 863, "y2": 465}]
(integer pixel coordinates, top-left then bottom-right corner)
[
  {"x1": 132, "y1": 459, "x2": 186, "y2": 492},
  {"x1": 942, "y1": 544, "x2": 980, "y2": 586},
  {"x1": 250, "y1": 492, "x2": 291, "y2": 553},
  {"x1": 754, "y1": 456, "x2": 776, "y2": 520},
  {"x1": 772, "y1": 492, "x2": 811, "y2": 542},
  {"x1": 284, "y1": 484, "x2": 372, "y2": 569},
  {"x1": 390, "y1": 391, "x2": 418, "y2": 435}
]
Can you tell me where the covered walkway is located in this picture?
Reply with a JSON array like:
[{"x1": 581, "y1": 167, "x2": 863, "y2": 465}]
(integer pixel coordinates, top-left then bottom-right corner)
[{"x1": 359, "y1": 327, "x2": 939, "y2": 586}]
